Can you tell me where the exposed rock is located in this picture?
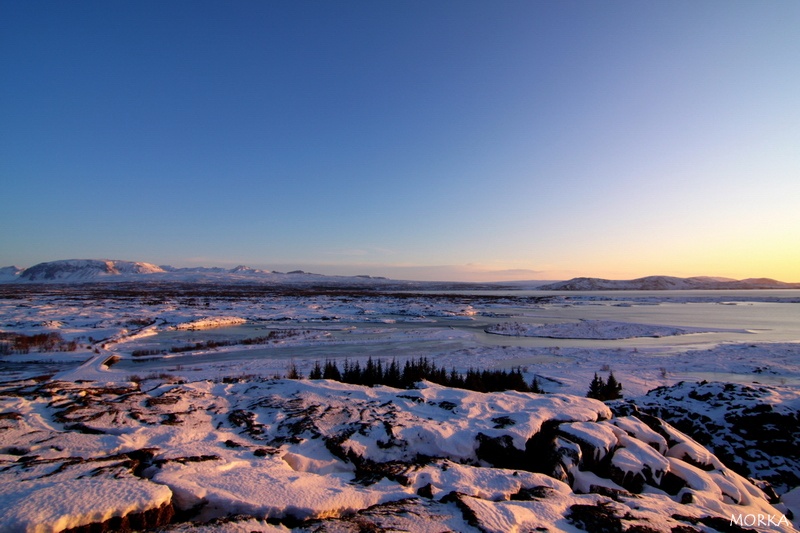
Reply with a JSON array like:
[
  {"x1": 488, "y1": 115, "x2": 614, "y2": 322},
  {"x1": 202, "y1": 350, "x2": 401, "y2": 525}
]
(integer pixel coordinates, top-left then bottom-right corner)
[
  {"x1": 60, "y1": 501, "x2": 174, "y2": 533},
  {"x1": 616, "y1": 381, "x2": 800, "y2": 493},
  {"x1": 567, "y1": 502, "x2": 624, "y2": 533}
]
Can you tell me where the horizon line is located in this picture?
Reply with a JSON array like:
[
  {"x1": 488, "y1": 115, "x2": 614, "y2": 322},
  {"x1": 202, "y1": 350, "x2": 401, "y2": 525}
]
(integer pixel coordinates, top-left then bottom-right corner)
[{"x1": 2, "y1": 258, "x2": 798, "y2": 285}]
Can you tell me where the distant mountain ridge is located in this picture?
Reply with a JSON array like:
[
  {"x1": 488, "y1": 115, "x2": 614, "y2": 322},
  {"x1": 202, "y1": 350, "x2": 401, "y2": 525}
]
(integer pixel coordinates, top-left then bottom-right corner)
[
  {"x1": 13, "y1": 259, "x2": 165, "y2": 282},
  {"x1": 537, "y1": 275, "x2": 800, "y2": 290},
  {"x1": 1, "y1": 260, "x2": 798, "y2": 289},
  {"x1": 0, "y1": 259, "x2": 394, "y2": 285}
]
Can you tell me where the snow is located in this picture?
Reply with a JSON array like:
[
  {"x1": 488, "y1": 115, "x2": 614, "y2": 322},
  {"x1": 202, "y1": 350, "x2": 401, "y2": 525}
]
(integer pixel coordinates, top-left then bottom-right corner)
[
  {"x1": 571, "y1": 468, "x2": 627, "y2": 495},
  {"x1": 558, "y1": 421, "x2": 618, "y2": 461},
  {"x1": 0, "y1": 458, "x2": 172, "y2": 533},
  {"x1": 154, "y1": 454, "x2": 406, "y2": 522},
  {"x1": 486, "y1": 319, "x2": 748, "y2": 339},
  {"x1": 0, "y1": 376, "x2": 795, "y2": 532},
  {"x1": 2, "y1": 259, "x2": 407, "y2": 287},
  {"x1": 15, "y1": 259, "x2": 166, "y2": 282},
  {"x1": 173, "y1": 316, "x2": 248, "y2": 330},
  {"x1": 781, "y1": 485, "x2": 800, "y2": 528},
  {"x1": 539, "y1": 275, "x2": 800, "y2": 290},
  {"x1": 664, "y1": 428, "x2": 725, "y2": 471},
  {"x1": 613, "y1": 433, "x2": 670, "y2": 481},
  {"x1": 0, "y1": 282, "x2": 798, "y2": 532},
  {"x1": 404, "y1": 460, "x2": 571, "y2": 501},
  {"x1": 611, "y1": 415, "x2": 668, "y2": 454}
]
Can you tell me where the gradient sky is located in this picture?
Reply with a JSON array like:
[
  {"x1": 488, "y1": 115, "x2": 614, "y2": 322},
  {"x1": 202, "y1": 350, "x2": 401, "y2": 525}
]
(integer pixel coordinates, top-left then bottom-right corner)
[{"x1": 1, "y1": 1, "x2": 798, "y2": 282}]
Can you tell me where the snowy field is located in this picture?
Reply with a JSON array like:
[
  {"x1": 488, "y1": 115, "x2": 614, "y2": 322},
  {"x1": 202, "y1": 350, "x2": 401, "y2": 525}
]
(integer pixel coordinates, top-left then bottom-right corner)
[{"x1": 0, "y1": 284, "x2": 798, "y2": 532}]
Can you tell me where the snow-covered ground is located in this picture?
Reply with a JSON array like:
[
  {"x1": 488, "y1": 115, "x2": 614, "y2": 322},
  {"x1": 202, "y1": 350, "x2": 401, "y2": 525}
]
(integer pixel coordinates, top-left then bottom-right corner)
[
  {"x1": 485, "y1": 319, "x2": 749, "y2": 339},
  {"x1": 1, "y1": 285, "x2": 798, "y2": 531},
  {"x1": 0, "y1": 378, "x2": 795, "y2": 532}
]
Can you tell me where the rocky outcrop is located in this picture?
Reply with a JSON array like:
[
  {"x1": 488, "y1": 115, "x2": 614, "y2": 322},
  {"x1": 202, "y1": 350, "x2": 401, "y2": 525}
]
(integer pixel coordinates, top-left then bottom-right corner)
[
  {"x1": 0, "y1": 377, "x2": 793, "y2": 532},
  {"x1": 614, "y1": 381, "x2": 800, "y2": 493}
]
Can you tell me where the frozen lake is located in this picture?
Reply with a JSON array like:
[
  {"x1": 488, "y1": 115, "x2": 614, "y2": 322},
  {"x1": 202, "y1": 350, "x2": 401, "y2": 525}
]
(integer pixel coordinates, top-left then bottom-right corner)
[{"x1": 115, "y1": 290, "x2": 800, "y2": 372}]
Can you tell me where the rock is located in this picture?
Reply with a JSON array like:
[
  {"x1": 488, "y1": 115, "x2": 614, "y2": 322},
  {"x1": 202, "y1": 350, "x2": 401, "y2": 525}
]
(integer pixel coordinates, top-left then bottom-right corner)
[
  {"x1": 566, "y1": 502, "x2": 624, "y2": 533},
  {"x1": 60, "y1": 501, "x2": 174, "y2": 533}
]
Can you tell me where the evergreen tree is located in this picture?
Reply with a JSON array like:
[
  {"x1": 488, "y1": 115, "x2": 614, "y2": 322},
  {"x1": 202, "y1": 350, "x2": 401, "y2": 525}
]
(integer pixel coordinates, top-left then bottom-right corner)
[
  {"x1": 602, "y1": 371, "x2": 623, "y2": 400},
  {"x1": 286, "y1": 361, "x2": 302, "y2": 380},
  {"x1": 364, "y1": 357, "x2": 378, "y2": 386},
  {"x1": 448, "y1": 367, "x2": 463, "y2": 388},
  {"x1": 587, "y1": 373, "x2": 606, "y2": 400},
  {"x1": 323, "y1": 360, "x2": 341, "y2": 381},
  {"x1": 309, "y1": 361, "x2": 323, "y2": 380},
  {"x1": 343, "y1": 360, "x2": 362, "y2": 384},
  {"x1": 464, "y1": 368, "x2": 485, "y2": 392},
  {"x1": 278, "y1": 356, "x2": 553, "y2": 395},
  {"x1": 507, "y1": 367, "x2": 530, "y2": 392},
  {"x1": 530, "y1": 375, "x2": 544, "y2": 394},
  {"x1": 385, "y1": 358, "x2": 401, "y2": 388}
]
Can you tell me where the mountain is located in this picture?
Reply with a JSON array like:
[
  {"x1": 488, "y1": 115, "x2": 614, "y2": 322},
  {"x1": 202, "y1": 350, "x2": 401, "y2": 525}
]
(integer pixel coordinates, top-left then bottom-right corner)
[
  {"x1": 2, "y1": 259, "x2": 403, "y2": 287},
  {"x1": 17, "y1": 259, "x2": 166, "y2": 282},
  {"x1": 3, "y1": 260, "x2": 798, "y2": 289},
  {"x1": 538, "y1": 275, "x2": 800, "y2": 290},
  {"x1": 159, "y1": 265, "x2": 229, "y2": 274},
  {"x1": 0, "y1": 265, "x2": 23, "y2": 282},
  {"x1": 229, "y1": 264, "x2": 271, "y2": 274}
]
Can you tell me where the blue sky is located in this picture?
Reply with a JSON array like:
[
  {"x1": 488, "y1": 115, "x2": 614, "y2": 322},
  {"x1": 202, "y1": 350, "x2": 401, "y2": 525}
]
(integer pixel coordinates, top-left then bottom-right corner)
[{"x1": 2, "y1": 1, "x2": 799, "y2": 281}]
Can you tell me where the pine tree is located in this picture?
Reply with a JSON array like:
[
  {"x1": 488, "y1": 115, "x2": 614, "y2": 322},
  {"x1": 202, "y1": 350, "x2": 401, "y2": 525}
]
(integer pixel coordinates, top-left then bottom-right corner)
[
  {"x1": 364, "y1": 357, "x2": 377, "y2": 386},
  {"x1": 385, "y1": 358, "x2": 401, "y2": 388},
  {"x1": 530, "y1": 375, "x2": 544, "y2": 394},
  {"x1": 286, "y1": 361, "x2": 302, "y2": 380},
  {"x1": 602, "y1": 371, "x2": 623, "y2": 400},
  {"x1": 587, "y1": 373, "x2": 606, "y2": 400},
  {"x1": 309, "y1": 361, "x2": 323, "y2": 380},
  {"x1": 448, "y1": 367, "x2": 463, "y2": 388},
  {"x1": 323, "y1": 360, "x2": 341, "y2": 381}
]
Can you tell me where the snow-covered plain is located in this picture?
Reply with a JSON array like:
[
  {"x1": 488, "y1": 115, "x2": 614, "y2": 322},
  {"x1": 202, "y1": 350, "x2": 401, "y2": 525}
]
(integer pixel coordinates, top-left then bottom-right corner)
[
  {"x1": 485, "y1": 319, "x2": 749, "y2": 339},
  {"x1": 1, "y1": 283, "x2": 799, "y2": 532}
]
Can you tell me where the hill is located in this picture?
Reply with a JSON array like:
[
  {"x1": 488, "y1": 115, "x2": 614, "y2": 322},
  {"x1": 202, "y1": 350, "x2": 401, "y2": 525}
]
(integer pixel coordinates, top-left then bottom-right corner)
[
  {"x1": 538, "y1": 275, "x2": 800, "y2": 290},
  {"x1": 17, "y1": 259, "x2": 165, "y2": 281},
  {"x1": 2, "y1": 259, "x2": 424, "y2": 289}
]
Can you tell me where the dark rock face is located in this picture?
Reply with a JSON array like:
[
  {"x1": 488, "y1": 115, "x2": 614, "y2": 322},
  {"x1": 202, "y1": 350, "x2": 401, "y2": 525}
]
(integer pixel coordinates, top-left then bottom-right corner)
[
  {"x1": 60, "y1": 501, "x2": 174, "y2": 533},
  {"x1": 567, "y1": 502, "x2": 624, "y2": 533},
  {"x1": 608, "y1": 458, "x2": 648, "y2": 494},
  {"x1": 476, "y1": 433, "x2": 529, "y2": 470}
]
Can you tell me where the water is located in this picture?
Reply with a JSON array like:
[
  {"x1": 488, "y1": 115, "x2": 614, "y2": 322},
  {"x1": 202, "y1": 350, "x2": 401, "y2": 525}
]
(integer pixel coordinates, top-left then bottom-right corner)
[{"x1": 115, "y1": 290, "x2": 800, "y2": 373}]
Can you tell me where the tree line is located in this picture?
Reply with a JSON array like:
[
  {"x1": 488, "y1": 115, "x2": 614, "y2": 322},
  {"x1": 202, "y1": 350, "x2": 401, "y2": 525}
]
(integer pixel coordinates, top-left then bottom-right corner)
[
  {"x1": 0, "y1": 332, "x2": 77, "y2": 355},
  {"x1": 294, "y1": 356, "x2": 545, "y2": 394}
]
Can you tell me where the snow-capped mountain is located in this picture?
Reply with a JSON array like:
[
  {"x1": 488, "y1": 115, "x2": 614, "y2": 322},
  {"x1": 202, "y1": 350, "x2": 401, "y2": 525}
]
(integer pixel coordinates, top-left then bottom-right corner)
[
  {"x1": 229, "y1": 264, "x2": 272, "y2": 274},
  {"x1": 2, "y1": 259, "x2": 400, "y2": 286},
  {"x1": 17, "y1": 259, "x2": 166, "y2": 281},
  {"x1": 538, "y1": 275, "x2": 800, "y2": 290},
  {"x1": 0, "y1": 266, "x2": 23, "y2": 282},
  {"x1": 3, "y1": 260, "x2": 798, "y2": 289}
]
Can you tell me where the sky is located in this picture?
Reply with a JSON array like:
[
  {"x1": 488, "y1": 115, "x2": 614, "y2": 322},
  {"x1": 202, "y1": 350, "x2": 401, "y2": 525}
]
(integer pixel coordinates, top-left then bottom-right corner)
[{"x1": 1, "y1": 1, "x2": 799, "y2": 282}]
